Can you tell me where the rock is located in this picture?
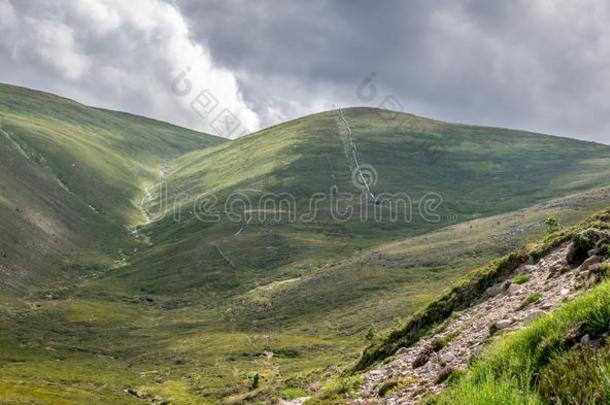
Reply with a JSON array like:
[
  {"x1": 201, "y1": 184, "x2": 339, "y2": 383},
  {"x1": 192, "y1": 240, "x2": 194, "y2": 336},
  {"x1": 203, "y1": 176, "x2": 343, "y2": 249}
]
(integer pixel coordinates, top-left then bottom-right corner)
[
  {"x1": 494, "y1": 318, "x2": 514, "y2": 329},
  {"x1": 508, "y1": 284, "x2": 525, "y2": 295},
  {"x1": 518, "y1": 264, "x2": 537, "y2": 274},
  {"x1": 440, "y1": 351, "x2": 455, "y2": 363},
  {"x1": 396, "y1": 347, "x2": 409, "y2": 356},
  {"x1": 579, "y1": 256, "x2": 602, "y2": 271},
  {"x1": 262, "y1": 350, "x2": 274, "y2": 359},
  {"x1": 524, "y1": 310, "x2": 544, "y2": 324},
  {"x1": 485, "y1": 284, "x2": 504, "y2": 297},
  {"x1": 581, "y1": 334, "x2": 591, "y2": 344},
  {"x1": 560, "y1": 287, "x2": 570, "y2": 296}
]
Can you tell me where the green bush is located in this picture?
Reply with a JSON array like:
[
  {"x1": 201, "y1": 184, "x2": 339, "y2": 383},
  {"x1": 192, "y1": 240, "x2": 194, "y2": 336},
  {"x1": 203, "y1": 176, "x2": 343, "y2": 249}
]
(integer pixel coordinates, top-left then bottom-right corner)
[
  {"x1": 251, "y1": 373, "x2": 260, "y2": 389},
  {"x1": 513, "y1": 274, "x2": 529, "y2": 285},
  {"x1": 544, "y1": 216, "x2": 560, "y2": 233}
]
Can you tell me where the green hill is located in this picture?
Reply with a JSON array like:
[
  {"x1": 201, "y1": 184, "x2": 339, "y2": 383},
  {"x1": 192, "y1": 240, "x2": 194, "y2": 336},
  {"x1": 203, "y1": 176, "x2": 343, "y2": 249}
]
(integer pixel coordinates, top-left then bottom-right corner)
[
  {"x1": 0, "y1": 83, "x2": 224, "y2": 291},
  {"x1": 2, "y1": 84, "x2": 610, "y2": 403}
]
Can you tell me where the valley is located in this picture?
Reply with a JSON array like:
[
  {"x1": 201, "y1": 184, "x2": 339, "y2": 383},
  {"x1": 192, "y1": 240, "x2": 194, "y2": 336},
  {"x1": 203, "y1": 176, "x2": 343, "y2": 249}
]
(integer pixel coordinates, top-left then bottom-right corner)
[{"x1": 1, "y1": 83, "x2": 610, "y2": 403}]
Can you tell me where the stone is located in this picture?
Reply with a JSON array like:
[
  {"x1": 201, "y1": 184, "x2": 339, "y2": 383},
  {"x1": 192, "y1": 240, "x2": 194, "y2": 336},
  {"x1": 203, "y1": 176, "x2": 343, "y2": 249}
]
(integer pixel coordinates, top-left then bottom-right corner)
[
  {"x1": 581, "y1": 334, "x2": 591, "y2": 344},
  {"x1": 440, "y1": 351, "x2": 455, "y2": 363},
  {"x1": 485, "y1": 284, "x2": 504, "y2": 297},
  {"x1": 560, "y1": 287, "x2": 570, "y2": 296},
  {"x1": 579, "y1": 255, "x2": 602, "y2": 271},
  {"x1": 494, "y1": 318, "x2": 513, "y2": 329},
  {"x1": 524, "y1": 310, "x2": 544, "y2": 324},
  {"x1": 508, "y1": 284, "x2": 525, "y2": 295},
  {"x1": 518, "y1": 264, "x2": 537, "y2": 274}
]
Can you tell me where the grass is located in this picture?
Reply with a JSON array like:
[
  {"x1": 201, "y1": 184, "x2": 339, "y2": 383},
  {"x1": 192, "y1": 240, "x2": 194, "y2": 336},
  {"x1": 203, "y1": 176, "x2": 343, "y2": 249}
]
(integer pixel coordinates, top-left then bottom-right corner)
[
  {"x1": 518, "y1": 293, "x2": 542, "y2": 310},
  {"x1": 513, "y1": 274, "x2": 529, "y2": 285},
  {"x1": 3, "y1": 83, "x2": 610, "y2": 403},
  {"x1": 355, "y1": 209, "x2": 610, "y2": 370},
  {"x1": 434, "y1": 280, "x2": 610, "y2": 404}
]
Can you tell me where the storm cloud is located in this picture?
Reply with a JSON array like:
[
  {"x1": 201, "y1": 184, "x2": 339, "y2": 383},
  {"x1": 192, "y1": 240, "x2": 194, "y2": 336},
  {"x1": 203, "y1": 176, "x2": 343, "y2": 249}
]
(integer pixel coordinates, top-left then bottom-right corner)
[{"x1": 1, "y1": 0, "x2": 610, "y2": 142}]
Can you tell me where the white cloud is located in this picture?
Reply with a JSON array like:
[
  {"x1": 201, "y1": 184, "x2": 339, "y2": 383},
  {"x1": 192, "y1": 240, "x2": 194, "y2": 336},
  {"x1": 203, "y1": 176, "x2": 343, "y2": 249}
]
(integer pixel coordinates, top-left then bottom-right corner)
[{"x1": 0, "y1": 0, "x2": 260, "y2": 136}]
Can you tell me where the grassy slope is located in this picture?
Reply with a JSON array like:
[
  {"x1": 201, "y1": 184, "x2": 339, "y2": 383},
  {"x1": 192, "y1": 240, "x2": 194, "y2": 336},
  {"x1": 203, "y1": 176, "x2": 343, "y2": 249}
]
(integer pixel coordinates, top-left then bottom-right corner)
[
  {"x1": 75, "y1": 108, "x2": 610, "y2": 401},
  {"x1": 100, "y1": 107, "x2": 610, "y2": 314},
  {"x1": 0, "y1": 83, "x2": 224, "y2": 290},
  {"x1": 3, "y1": 86, "x2": 610, "y2": 403},
  {"x1": 435, "y1": 256, "x2": 610, "y2": 404}
]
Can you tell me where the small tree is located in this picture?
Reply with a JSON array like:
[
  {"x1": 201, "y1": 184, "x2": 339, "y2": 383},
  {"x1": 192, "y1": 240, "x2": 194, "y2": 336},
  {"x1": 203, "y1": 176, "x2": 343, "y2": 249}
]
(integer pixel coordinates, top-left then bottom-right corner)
[
  {"x1": 365, "y1": 325, "x2": 376, "y2": 342},
  {"x1": 544, "y1": 216, "x2": 560, "y2": 233}
]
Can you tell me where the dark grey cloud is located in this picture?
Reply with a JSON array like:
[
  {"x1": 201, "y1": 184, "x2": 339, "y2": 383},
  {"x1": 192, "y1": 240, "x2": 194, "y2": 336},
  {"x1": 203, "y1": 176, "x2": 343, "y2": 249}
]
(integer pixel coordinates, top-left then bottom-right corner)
[
  {"x1": 1, "y1": 0, "x2": 609, "y2": 142},
  {"x1": 175, "y1": 0, "x2": 610, "y2": 142}
]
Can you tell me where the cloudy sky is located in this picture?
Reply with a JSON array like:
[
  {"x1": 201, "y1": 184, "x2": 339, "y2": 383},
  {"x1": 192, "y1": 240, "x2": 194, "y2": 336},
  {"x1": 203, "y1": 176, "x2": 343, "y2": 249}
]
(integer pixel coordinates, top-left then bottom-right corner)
[{"x1": 1, "y1": 0, "x2": 609, "y2": 142}]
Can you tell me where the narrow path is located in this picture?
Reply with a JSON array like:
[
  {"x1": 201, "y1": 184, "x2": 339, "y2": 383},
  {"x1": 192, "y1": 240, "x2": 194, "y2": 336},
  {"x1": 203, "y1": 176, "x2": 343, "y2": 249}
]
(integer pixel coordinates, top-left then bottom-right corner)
[
  {"x1": 354, "y1": 242, "x2": 603, "y2": 404},
  {"x1": 336, "y1": 107, "x2": 374, "y2": 199}
]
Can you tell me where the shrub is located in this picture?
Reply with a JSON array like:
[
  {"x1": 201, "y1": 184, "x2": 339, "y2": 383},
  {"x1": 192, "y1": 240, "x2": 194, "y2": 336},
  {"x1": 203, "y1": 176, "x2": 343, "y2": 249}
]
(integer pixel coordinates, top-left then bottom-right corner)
[
  {"x1": 544, "y1": 216, "x2": 560, "y2": 233},
  {"x1": 365, "y1": 325, "x2": 377, "y2": 342},
  {"x1": 539, "y1": 347, "x2": 610, "y2": 404},
  {"x1": 435, "y1": 366, "x2": 465, "y2": 385},
  {"x1": 251, "y1": 373, "x2": 260, "y2": 389},
  {"x1": 513, "y1": 274, "x2": 529, "y2": 285}
]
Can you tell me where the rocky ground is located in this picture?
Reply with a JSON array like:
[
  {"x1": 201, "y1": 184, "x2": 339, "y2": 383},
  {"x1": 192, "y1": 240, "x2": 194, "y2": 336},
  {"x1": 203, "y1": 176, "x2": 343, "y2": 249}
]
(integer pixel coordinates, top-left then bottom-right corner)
[{"x1": 353, "y1": 239, "x2": 608, "y2": 404}]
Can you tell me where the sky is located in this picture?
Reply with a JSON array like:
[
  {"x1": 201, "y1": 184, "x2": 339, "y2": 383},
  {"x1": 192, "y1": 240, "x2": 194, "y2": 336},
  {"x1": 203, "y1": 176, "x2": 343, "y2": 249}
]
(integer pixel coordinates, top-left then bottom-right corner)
[{"x1": 0, "y1": 0, "x2": 609, "y2": 142}]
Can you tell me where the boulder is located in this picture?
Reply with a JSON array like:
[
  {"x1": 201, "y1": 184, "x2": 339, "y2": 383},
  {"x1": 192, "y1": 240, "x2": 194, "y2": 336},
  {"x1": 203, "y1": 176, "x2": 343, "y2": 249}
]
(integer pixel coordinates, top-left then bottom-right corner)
[
  {"x1": 494, "y1": 318, "x2": 514, "y2": 329},
  {"x1": 508, "y1": 284, "x2": 525, "y2": 295},
  {"x1": 485, "y1": 284, "x2": 504, "y2": 297},
  {"x1": 524, "y1": 310, "x2": 544, "y2": 324},
  {"x1": 440, "y1": 351, "x2": 455, "y2": 363},
  {"x1": 579, "y1": 256, "x2": 602, "y2": 272},
  {"x1": 518, "y1": 264, "x2": 537, "y2": 274}
]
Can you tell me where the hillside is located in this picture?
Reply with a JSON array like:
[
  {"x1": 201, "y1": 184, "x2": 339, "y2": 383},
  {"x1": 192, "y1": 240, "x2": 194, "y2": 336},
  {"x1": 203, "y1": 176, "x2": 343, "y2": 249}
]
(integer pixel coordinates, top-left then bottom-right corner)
[
  {"x1": 331, "y1": 210, "x2": 610, "y2": 404},
  {"x1": 98, "y1": 107, "x2": 610, "y2": 314},
  {"x1": 0, "y1": 83, "x2": 225, "y2": 291},
  {"x1": 2, "y1": 84, "x2": 610, "y2": 403}
]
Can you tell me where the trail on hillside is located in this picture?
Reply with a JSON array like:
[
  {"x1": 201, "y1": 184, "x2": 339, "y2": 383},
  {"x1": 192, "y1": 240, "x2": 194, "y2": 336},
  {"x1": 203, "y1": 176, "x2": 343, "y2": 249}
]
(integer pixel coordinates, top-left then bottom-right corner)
[
  {"x1": 354, "y1": 241, "x2": 605, "y2": 404},
  {"x1": 336, "y1": 107, "x2": 375, "y2": 199}
]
